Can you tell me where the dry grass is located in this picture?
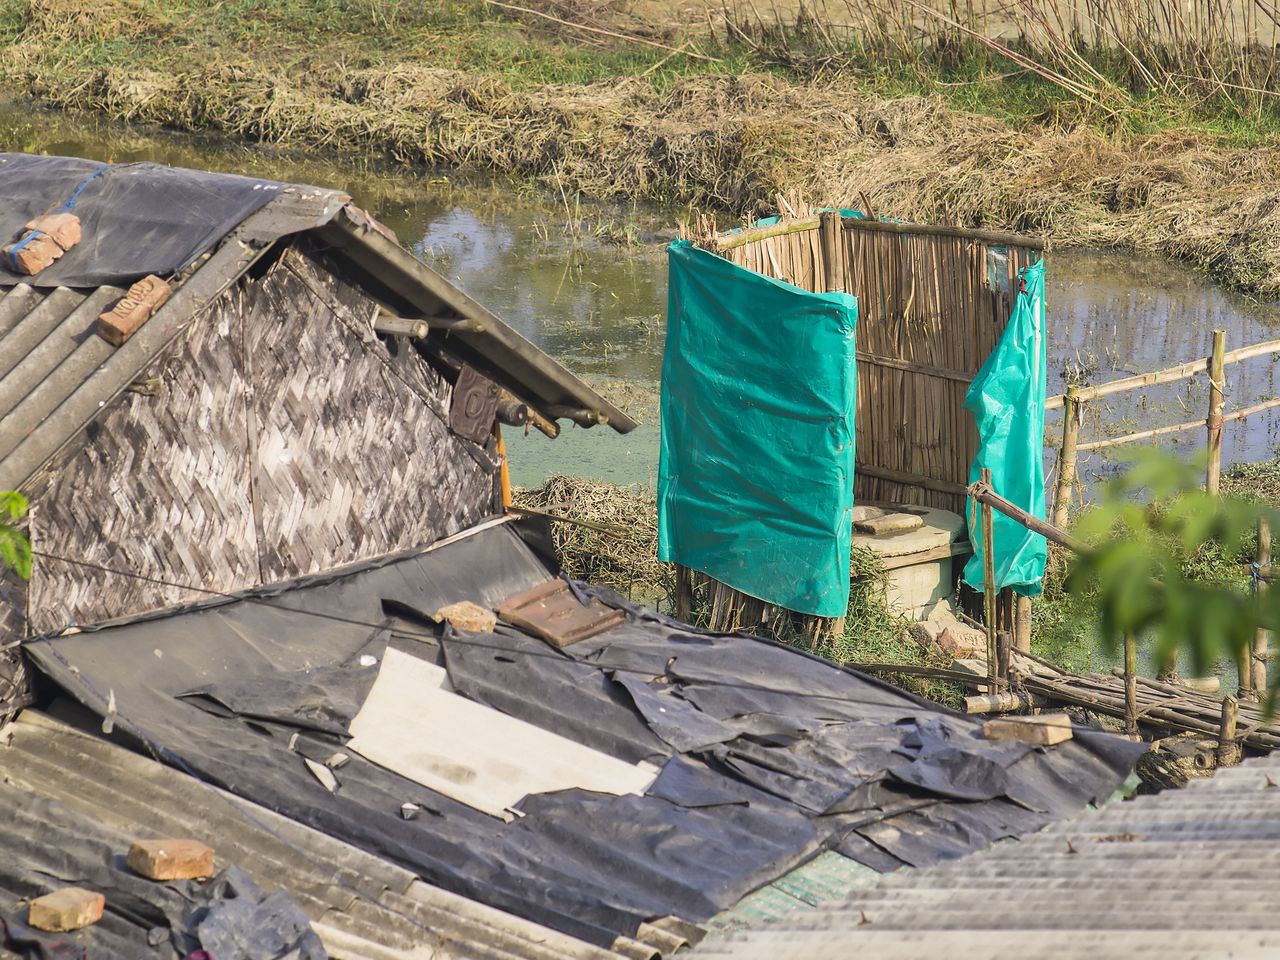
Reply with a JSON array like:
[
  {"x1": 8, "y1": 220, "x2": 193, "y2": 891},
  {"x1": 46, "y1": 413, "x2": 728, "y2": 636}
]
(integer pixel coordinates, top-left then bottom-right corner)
[
  {"x1": 514, "y1": 475, "x2": 670, "y2": 604},
  {"x1": 9, "y1": 2, "x2": 1280, "y2": 292}
]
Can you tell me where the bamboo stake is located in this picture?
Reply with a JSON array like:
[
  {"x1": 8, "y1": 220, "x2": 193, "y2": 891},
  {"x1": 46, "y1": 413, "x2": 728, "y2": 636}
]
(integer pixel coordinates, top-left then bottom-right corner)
[
  {"x1": 981, "y1": 467, "x2": 999, "y2": 690},
  {"x1": 1255, "y1": 516, "x2": 1271, "y2": 697},
  {"x1": 1124, "y1": 632, "x2": 1138, "y2": 736},
  {"x1": 1015, "y1": 594, "x2": 1033, "y2": 654},
  {"x1": 1052, "y1": 385, "x2": 1080, "y2": 530},
  {"x1": 1218, "y1": 694, "x2": 1240, "y2": 766},
  {"x1": 1207, "y1": 329, "x2": 1226, "y2": 496},
  {"x1": 820, "y1": 211, "x2": 841, "y2": 294}
]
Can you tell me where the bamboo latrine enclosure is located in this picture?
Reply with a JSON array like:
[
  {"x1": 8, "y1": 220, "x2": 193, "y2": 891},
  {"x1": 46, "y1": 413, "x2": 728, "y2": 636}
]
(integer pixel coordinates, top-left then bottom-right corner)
[
  {"x1": 710, "y1": 212, "x2": 1043, "y2": 517},
  {"x1": 676, "y1": 211, "x2": 1044, "y2": 636}
]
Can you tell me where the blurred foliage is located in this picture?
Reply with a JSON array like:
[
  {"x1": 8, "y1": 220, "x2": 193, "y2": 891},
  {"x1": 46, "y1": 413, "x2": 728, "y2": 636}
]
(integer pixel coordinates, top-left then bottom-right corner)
[
  {"x1": 0, "y1": 491, "x2": 30, "y2": 581},
  {"x1": 1065, "y1": 449, "x2": 1278, "y2": 687}
]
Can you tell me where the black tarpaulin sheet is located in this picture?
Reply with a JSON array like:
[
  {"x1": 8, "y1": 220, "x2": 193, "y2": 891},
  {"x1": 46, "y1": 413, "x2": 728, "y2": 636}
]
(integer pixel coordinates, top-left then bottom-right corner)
[
  {"x1": 24, "y1": 520, "x2": 1147, "y2": 946},
  {"x1": 0, "y1": 154, "x2": 289, "y2": 287}
]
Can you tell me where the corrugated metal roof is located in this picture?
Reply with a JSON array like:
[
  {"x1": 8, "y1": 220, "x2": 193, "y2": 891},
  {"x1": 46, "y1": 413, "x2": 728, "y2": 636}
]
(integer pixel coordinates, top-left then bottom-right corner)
[
  {"x1": 0, "y1": 155, "x2": 634, "y2": 492},
  {"x1": 694, "y1": 752, "x2": 1280, "y2": 960},
  {"x1": 0, "y1": 709, "x2": 653, "y2": 960}
]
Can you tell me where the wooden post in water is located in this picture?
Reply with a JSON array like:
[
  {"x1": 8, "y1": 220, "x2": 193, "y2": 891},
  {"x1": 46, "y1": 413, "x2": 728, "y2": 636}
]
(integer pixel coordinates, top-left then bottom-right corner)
[
  {"x1": 1124, "y1": 632, "x2": 1138, "y2": 737},
  {"x1": 1206, "y1": 329, "x2": 1226, "y2": 496},
  {"x1": 1218, "y1": 694, "x2": 1240, "y2": 766},
  {"x1": 1052, "y1": 385, "x2": 1080, "y2": 530},
  {"x1": 981, "y1": 468, "x2": 999, "y2": 689},
  {"x1": 1254, "y1": 516, "x2": 1271, "y2": 697}
]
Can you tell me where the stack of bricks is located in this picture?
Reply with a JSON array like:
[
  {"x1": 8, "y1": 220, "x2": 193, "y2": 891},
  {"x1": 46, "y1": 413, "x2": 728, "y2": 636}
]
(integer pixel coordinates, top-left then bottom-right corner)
[{"x1": 2, "y1": 213, "x2": 81, "y2": 276}]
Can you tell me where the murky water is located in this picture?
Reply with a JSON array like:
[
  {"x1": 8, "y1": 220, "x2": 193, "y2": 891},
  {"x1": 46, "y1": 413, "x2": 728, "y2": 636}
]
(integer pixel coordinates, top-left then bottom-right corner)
[{"x1": 6, "y1": 102, "x2": 1280, "y2": 497}]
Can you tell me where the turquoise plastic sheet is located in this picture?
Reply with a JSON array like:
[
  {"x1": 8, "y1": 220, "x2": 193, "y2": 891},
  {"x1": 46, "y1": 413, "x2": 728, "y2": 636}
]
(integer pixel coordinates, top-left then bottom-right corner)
[
  {"x1": 963, "y1": 259, "x2": 1048, "y2": 596},
  {"x1": 657, "y1": 240, "x2": 858, "y2": 617}
]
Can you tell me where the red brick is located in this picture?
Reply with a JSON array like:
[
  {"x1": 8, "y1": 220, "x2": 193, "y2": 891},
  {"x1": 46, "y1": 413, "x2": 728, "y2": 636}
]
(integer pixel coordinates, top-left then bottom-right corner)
[
  {"x1": 126, "y1": 838, "x2": 214, "y2": 880},
  {"x1": 28, "y1": 888, "x2": 105, "y2": 932},
  {"x1": 98, "y1": 275, "x2": 172, "y2": 347},
  {"x1": 3, "y1": 231, "x2": 64, "y2": 276},
  {"x1": 24, "y1": 212, "x2": 81, "y2": 251}
]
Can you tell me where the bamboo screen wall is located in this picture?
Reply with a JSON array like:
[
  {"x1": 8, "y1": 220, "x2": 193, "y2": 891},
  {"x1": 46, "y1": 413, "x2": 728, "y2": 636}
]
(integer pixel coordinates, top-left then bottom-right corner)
[{"x1": 710, "y1": 214, "x2": 1044, "y2": 516}]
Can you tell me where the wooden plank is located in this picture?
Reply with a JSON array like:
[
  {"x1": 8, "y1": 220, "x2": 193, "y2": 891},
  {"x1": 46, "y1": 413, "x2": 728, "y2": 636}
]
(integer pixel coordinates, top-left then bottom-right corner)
[{"x1": 983, "y1": 713, "x2": 1073, "y2": 745}]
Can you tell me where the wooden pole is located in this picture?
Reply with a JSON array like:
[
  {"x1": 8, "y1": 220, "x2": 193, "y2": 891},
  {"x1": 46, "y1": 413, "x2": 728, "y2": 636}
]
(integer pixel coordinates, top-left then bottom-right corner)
[
  {"x1": 1217, "y1": 694, "x2": 1240, "y2": 766},
  {"x1": 1254, "y1": 516, "x2": 1271, "y2": 697},
  {"x1": 1015, "y1": 594, "x2": 1033, "y2": 654},
  {"x1": 1052, "y1": 385, "x2": 1080, "y2": 530},
  {"x1": 981, "y1": 467, "x2": 999, "y2": 689},
  {"x1": 1124, "y1": 632, "x2": 1138, "y2": 737},
  {"x1": 493, "y1": 424, "x2": 513, "y2": 509},
  {"x1": 1207, "y1": 329, "x2": 1225, "y2": 496},
  {"x1": 968, "y1": 479, "x2": 1087, "y2": 553},
  {"x1": 675, "y1": 565, "x2": 693, "y2": 622},
  {"x1": 819, "y1": 210, "x2": 842, "y2": 293}
]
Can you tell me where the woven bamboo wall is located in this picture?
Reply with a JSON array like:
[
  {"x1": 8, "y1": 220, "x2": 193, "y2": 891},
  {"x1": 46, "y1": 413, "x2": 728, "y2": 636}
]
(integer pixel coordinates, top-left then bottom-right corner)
[
  {"x1": 716, "y1": 217, "x2": 1041, "y2": 515},
  {"x1": 23, "y1": 241, "x2": 499, "y2": 638}
]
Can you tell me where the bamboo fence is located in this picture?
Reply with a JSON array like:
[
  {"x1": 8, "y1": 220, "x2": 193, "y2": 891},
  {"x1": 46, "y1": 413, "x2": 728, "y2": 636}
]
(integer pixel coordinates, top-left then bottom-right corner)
[
  {"x1": 678, "y1": 211, "x2": 1043, "y2": 635},
  {"x1": 711, "y1": 212, "x2": 1043, "y2": 516}
]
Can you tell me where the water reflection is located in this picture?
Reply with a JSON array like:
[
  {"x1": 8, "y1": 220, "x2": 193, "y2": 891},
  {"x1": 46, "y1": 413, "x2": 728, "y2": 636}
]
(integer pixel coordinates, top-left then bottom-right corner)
[{"x1": 6, "y1": 102, "x2": 1280, "y2": 493}]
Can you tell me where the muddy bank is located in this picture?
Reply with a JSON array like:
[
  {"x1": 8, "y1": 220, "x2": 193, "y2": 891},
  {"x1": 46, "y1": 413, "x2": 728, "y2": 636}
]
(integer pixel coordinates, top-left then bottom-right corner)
[{"x1": 5, "y1": 7, "x2": 1280, "y2": 295}]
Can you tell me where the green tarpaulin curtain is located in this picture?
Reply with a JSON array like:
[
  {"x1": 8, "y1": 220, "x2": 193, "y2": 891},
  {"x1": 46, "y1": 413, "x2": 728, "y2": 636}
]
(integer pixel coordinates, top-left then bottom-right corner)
[
  {"x1": 963, "y1": 258, "x2": 1048, "y2": 596},
  {"x1": 657, "y1": 240, "x2": 858, "y2": 617}
]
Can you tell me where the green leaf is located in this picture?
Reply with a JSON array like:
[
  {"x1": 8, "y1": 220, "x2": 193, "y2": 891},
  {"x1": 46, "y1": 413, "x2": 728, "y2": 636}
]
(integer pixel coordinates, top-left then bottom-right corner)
[
  {"x1": 0, "y1": 490, "x2": 26, "y2": 523},
  {"x1": 0, "y1": 524, "x2": 31, "y2": 581}
]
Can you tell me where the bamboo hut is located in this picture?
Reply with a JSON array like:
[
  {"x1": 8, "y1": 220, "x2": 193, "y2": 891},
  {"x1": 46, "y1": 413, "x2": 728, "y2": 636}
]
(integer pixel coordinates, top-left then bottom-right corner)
[
  {"x1": 0, "y1": 154, "x2": 634, "y2": 717},
  {"x1": 667, "y1": 210, "x2": 1044, "y2": 636}
]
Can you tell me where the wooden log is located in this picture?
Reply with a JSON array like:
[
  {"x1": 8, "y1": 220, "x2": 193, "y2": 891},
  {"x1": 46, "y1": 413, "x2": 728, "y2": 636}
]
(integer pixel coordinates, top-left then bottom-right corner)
[
  {"x1": 1207, "y1": 329, "x2": 1226, "y2": 496},
  {"x1": 373, "y1": 315, "x2": 429, "y2": 339},
  {"x1": 1124, "y1": 632, "x2": 1138, "y2": 737},
  {"x1": 963, "y1": 689, "x2": 1048, "y2": 714},
  {"x1": 1052, "y1": 385, "x2": 1080, "y2": 529},
  {"x1": 1255, "y1": 516, "x2": 1271, "y2": 696},
  {"x1": 1218, "y1": 694, "x2": 1241, "y2": 766}
]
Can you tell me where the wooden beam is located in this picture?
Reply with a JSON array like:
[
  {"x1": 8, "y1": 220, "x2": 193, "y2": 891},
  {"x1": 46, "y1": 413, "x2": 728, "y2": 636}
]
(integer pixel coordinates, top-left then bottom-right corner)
[
  {"x1": 373, "y1": 315, "x2": 429, "y2": 339},
  {"x1": 856, "y1": 463, "x2": 968, "y2": 496}
]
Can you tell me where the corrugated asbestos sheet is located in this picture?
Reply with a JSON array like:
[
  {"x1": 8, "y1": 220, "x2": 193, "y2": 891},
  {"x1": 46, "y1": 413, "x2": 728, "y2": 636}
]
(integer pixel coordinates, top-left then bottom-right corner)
[
  {"x1": 694, "y1": 752, "x2": 1280, "y2": 960},
  {"x1": 0, "y1": 709, "x2": 651, "y2": 960}
]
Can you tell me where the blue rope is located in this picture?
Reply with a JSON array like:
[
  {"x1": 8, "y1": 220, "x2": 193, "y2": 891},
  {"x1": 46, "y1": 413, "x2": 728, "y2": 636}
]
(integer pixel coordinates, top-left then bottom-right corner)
[
  {"x1": 5, "y1": 163, "x2": 108, "y2": 272},
  {"x1": 59, "y1": 163, "x2": 108, "y2": 213}
]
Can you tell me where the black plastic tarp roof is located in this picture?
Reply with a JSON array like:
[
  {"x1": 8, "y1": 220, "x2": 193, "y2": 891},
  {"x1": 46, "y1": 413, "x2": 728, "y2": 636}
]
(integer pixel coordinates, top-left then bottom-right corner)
[
  {"x1": 24, "y1": 519, "x2": 1146, "y2": 947},
  {"x1": 0, "y1": 154, "x2": 297, "y2": 288}
]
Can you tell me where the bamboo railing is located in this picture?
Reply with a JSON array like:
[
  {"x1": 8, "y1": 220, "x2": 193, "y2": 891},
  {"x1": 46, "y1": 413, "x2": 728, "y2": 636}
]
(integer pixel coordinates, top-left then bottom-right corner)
[{"x1": 1047, "y1": 329, "x2": 1280, "y2": 527}]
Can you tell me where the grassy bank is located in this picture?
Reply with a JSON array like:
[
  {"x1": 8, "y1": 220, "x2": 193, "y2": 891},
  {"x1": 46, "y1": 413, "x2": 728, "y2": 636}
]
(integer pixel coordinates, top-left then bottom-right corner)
[{"x1": 7, "y1": 2, "x2": 1280, "y2": 293}]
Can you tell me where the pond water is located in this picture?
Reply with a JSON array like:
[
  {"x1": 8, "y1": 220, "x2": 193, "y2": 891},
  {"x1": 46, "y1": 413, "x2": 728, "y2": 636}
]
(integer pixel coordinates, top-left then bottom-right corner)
[{"x1": 7, "y1": 103, "x2": 1280, "y2": 496}]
